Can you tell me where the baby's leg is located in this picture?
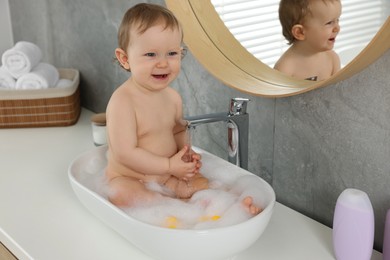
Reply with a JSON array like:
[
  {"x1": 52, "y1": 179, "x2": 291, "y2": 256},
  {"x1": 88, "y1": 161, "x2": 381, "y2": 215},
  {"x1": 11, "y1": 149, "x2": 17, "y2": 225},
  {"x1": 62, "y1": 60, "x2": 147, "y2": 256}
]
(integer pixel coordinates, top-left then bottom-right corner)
[
  {"x1": 107, "y1": 176, "x2": 158, "y2": 207},
  {"x1": 164, "y1": 173, "x2": 209, "y2": 199},
  {"x1": 242, "y1": 196, "x2": 262, "y2": 215},
  {"x1": 164, "y1": 176, "x2": 191, "y2": 199},
  {"x1": 176, "y1": 173, "x2": 209, "y2": 199}
]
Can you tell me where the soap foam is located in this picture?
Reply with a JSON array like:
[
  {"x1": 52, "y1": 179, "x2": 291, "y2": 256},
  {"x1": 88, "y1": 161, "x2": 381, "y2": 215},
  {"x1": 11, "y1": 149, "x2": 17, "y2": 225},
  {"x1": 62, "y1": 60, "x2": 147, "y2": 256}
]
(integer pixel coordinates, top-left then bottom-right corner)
[
  {"x1": 80, "y1": 155, "x2": 263, "y2": 230},
  {"x1": 122, "y1": 176, "x2": 258, "y2": 229}
]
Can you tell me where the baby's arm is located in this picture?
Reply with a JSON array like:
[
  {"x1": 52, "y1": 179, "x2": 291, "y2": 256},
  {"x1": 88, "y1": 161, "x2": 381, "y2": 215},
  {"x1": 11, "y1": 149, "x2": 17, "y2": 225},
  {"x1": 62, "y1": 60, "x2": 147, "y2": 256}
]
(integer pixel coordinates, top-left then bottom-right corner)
[
  {"x1": 330, "y1": 50, "x2": 341, "y2": 75},
  {"x1": 106, "y1": 90, "x2": 197, "y2": 179},
  {"x1": 172, "y1": 94, "x2": 202, "y2": 174},
  {"x1": 274, "y1": 55, "x2": 294, "y2": 77}
]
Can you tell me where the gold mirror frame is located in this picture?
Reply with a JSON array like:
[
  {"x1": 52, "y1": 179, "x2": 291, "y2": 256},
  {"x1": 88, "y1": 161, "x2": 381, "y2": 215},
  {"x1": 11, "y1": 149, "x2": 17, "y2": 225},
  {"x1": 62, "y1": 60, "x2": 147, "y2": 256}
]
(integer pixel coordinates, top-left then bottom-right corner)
[{"x1": 166, "y1": 0, "x2": 390, "y2": 97}]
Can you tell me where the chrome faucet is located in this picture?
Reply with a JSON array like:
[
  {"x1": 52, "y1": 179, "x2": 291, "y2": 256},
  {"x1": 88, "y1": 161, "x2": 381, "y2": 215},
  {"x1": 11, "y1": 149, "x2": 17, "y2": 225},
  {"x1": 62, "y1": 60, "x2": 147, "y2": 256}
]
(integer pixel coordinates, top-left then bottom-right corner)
[{"x1": 185, "y1": 98, "x2": 250, "y2": 170}]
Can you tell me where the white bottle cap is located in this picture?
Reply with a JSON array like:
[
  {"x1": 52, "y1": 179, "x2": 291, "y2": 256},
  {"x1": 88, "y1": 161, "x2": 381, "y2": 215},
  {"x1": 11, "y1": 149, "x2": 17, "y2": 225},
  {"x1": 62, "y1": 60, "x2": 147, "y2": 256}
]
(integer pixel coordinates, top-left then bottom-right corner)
[{"x1": 337, "y1": 188, "x2": 373, "y2": 211}]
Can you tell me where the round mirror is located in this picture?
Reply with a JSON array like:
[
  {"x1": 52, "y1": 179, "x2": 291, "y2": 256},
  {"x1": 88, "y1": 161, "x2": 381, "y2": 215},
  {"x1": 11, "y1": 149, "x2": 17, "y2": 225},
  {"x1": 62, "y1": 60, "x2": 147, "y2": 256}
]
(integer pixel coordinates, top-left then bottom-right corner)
[
  {"x1": 166, "y1": 0, "x2": 390, "y2": 97},
  {"x1": 211, "y1": 0, "x2": 389, "y2": 68}
]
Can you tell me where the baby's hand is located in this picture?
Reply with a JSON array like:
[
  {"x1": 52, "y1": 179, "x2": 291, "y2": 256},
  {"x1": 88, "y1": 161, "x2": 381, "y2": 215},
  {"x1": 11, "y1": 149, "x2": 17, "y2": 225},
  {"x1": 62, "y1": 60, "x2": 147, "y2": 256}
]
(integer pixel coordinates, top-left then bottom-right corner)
[
  {"x1": 191, "y1": 151, "x2": 202, "y2": 173},
  {"x1": 191, "y1": 150, "x2": 201, "y2": 161},
  {"x1": 168, "y1": 146, "x2": 198, "y2": 179}
]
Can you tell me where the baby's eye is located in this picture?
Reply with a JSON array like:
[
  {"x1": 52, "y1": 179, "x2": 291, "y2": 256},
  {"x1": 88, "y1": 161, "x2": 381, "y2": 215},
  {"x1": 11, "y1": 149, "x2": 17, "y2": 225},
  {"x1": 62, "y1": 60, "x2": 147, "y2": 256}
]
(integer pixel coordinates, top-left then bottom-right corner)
[
  {"x1": 168, "y1": 51, "x2": 179, "y2": 57},
  {"x1": 145, "y1": 52, "x2": 157, "y2": 57},
  {"x1": 326, "y1": 19, "x2": 339, "y2": 26}
]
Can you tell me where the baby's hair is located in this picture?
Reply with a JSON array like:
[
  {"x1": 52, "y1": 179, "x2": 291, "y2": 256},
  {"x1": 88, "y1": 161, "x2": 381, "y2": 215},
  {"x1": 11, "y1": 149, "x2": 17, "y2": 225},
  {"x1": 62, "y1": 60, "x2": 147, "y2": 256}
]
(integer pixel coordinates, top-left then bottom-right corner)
[
  {"x1": 115, "y1": 3, "x2": 183, "y2": 71},
  {"x1": 279, "y1": 0, "x2": 339, "y2": 44}
]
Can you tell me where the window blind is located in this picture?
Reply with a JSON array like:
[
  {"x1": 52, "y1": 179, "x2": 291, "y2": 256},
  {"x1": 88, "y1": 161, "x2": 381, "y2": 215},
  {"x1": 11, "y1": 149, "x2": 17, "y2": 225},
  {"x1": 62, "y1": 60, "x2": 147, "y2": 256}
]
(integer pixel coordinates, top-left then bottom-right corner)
[{"x1": 212, "y1": 0, "x2": 388, "y2": 67}]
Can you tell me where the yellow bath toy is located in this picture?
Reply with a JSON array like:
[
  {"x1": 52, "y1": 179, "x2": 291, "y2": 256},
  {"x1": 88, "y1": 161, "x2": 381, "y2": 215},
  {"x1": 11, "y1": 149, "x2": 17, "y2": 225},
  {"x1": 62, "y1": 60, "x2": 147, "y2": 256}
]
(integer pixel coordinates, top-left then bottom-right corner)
[
  {"x1": 199, "y1": 215, "x2": 221, "y2": 222},
  {"x1": 165, "y1": 216, "x2": 179, "y2": 229},
  {"x1": 211, "y1": 215, "x2": 221, "y2": 221}
]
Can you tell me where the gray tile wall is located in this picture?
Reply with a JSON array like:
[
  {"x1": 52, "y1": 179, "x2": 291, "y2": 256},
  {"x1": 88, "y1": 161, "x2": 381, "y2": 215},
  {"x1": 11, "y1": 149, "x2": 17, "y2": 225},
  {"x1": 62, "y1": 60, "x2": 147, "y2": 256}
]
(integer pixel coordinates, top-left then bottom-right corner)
[{"x1": 8, "y1": 0, "x2": 390, "y2": 251}]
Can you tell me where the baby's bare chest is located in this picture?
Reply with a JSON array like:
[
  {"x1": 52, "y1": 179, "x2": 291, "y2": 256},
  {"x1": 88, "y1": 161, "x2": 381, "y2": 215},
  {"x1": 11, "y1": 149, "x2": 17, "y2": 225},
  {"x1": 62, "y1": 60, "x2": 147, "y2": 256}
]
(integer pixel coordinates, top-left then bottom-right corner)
[
  {"x1": 130, "y1": 94, "x2": 179, "y2": 154},
  {"x1": 137, "y1": 116, "x2": 177, "y2": 157},
  {"x1": 136, "y1": 108, "x2": 176, "y2": 136}
]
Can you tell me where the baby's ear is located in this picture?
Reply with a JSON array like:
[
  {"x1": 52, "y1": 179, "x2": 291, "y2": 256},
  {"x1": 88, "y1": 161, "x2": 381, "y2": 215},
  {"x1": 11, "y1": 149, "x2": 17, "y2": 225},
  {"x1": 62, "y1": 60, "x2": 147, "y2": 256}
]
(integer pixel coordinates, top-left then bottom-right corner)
[
  {"x1": 291, "y1": 24, "x2": 305, "y2": 41},
  {"x1": 115, "y1": 48, "x2": 130, "y2": 70}
]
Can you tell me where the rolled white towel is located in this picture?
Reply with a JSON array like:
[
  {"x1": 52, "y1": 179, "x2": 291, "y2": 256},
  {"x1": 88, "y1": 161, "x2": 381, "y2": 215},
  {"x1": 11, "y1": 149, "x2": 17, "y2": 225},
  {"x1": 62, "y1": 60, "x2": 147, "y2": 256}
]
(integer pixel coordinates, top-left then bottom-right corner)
[
  {"x1": 55, "y1": 78, "x2": 73, "y2": 88},
  {"x1": 1, "y1": 41, "x2": 42, "y2": 78},
  {"x1": 0, "y1": 65, "x2": 16, "y2": 89},
  {"x1": 15, "y1": 63, "x2": 59, "y2": 90}
]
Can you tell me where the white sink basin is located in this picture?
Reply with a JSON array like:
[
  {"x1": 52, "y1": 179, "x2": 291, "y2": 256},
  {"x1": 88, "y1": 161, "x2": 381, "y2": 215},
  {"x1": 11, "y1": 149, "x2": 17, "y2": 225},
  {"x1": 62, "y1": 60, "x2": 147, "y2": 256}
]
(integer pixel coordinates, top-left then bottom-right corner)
[{"x1": 68, "y1": 145, "x2": 275, "y2": 260}]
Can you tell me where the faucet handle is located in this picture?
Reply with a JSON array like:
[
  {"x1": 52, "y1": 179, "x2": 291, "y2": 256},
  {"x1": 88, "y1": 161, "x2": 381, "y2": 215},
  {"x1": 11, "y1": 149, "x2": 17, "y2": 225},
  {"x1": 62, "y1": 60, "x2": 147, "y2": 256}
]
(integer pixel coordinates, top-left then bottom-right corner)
[{"x1": 229, "y1": 97, "x2": 250, "y2": 115}]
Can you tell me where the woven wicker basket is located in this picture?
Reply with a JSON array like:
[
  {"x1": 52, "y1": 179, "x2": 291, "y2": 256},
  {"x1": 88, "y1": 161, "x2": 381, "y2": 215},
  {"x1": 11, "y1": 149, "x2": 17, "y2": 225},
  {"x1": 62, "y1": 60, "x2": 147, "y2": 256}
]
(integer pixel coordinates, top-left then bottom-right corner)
[{"x1": 0, "y1": 68, "x2": 80, "y2": 128}]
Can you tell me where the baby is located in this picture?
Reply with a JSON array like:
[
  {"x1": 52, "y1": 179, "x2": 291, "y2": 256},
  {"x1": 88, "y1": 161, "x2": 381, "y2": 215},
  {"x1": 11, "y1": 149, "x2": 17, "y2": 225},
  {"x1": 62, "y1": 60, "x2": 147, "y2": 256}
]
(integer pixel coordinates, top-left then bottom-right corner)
[
  {"x1": 106, "y1": 3, "x2": 207, "y2": 206},
  {"x1": 105, "y1": 3, "x2": 260, "y2": 215},
  {"x1": 274, "y1": 0, "x2": 342, "y2": 81}
]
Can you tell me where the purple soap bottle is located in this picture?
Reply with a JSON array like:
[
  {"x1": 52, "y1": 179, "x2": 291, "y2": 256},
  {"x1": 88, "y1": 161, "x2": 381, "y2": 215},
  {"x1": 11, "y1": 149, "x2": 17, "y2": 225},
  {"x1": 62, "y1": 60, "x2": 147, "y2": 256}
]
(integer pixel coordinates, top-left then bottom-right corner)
[
  {"x1": 332, "y1": 188, "x2": 374, "y2": 260},
  {"x1": 383, "y1": 209, "x2": 390, "y2": 260}
]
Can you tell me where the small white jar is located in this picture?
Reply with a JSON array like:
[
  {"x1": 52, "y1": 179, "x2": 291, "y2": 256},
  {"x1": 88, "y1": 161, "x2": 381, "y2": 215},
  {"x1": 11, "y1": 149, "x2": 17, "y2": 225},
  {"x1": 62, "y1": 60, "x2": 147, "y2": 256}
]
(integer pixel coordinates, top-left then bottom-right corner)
[{"x1": 90, "y1": 113, "x2": 107, "y2": 146}]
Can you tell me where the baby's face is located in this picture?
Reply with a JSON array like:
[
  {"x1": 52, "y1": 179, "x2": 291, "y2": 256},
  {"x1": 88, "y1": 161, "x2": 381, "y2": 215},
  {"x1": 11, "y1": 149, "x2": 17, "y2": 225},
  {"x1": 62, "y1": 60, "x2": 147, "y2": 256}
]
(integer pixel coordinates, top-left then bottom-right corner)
[
  {"x1": 303, "y1": 0, "x2": 341, "y2": 51},
  {"x1": 126, "y1": 23, "x2": 183, "y2": 92}
]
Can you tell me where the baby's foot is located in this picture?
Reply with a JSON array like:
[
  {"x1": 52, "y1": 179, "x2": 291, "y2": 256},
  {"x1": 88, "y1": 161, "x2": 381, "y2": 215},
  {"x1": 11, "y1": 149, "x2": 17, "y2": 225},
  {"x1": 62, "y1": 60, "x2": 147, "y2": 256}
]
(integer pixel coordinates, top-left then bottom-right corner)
[{"x1": 242, "y1": 196, "x2": 262, "y2": 215}]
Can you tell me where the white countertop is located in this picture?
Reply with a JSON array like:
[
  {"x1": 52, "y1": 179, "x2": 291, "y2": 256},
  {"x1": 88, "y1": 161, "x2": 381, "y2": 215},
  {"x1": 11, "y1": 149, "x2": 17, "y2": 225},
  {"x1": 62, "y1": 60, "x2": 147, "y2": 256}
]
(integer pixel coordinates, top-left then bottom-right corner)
[{"x1": 0, "y1": 108, "x2": 382, "y2": 260}]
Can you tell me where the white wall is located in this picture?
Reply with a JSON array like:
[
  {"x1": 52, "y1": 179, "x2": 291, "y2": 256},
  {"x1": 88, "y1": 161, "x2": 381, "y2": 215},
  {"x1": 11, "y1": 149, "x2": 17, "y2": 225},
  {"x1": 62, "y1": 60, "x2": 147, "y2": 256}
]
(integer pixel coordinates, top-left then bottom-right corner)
[{"x1": 0, "y1": 0, "x2": 14, "y2": 57}]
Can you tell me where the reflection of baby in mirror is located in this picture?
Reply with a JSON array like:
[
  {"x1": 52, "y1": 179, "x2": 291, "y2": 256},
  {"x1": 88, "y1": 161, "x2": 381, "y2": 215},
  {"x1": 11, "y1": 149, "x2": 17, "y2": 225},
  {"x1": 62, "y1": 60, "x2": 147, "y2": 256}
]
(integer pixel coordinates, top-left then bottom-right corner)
[
  {"x1": 274, "y1": 0, "x2": 342, "y2": 81},
  {"x1": 105, "y1": 3, "x2": 261, "y2": 216}
]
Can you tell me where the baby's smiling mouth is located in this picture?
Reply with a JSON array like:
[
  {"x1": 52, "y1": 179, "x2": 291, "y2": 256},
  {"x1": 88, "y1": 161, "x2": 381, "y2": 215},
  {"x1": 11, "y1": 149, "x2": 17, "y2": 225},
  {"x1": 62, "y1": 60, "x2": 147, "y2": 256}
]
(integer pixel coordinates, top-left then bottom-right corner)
[{"x1": 152, "y1": 74, "x2": 168, "y2": 79}]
